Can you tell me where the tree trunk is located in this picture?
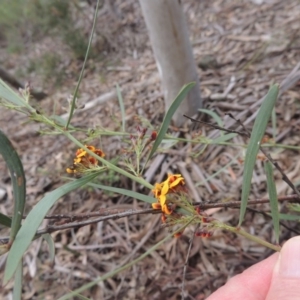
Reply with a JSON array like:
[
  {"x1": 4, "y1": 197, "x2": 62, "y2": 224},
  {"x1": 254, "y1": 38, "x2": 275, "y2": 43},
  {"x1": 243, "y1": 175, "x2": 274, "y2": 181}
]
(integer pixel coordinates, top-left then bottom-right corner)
[{"x1": 139, "y1": 0, "x2": 201, "y2": 126}]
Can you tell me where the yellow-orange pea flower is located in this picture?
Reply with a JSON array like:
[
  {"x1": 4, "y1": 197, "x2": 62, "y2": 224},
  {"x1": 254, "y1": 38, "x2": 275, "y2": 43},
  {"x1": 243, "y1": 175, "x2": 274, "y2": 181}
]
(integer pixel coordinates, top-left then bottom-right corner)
[
  {"x1": 66, "y1": 145, "x2": 105, "y2": 174},
  {"x1": 152, "y1": 174, "x2": 185, "y2": 215}
]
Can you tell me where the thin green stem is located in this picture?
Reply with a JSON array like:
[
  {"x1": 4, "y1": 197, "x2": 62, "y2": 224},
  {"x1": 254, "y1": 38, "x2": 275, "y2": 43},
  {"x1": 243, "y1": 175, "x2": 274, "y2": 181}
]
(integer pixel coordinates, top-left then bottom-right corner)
[
  {"x1": 219, "y1": 223, "x2": 281, "y2": 252},
  {"x1": 65, "y1": 0, "x2": 101, "y2": 129}
]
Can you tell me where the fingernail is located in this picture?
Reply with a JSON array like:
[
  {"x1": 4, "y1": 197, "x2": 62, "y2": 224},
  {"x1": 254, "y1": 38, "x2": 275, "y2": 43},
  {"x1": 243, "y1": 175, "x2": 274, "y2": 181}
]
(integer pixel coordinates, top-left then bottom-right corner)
[{"x1": 278, "y1": 236, "x2": 300, "y2": 278}]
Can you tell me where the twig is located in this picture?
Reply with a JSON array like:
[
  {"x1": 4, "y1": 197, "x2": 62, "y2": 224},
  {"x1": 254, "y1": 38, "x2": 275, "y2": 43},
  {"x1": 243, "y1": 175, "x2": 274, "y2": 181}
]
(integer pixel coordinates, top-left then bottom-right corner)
[
  {"x1": 17, "y1": 193, "x2": 300, "y2": 220},
  {"x1": 1, "y1": 194, "x2": 299, "y2": 244},
  {"x1": 42, "y1": 208, "x2": 136, "y2": 220},
  {"x1": 0, "y1": 208, "x2": 158, "y2": 243},
  {"x1": 183, "y1": 114, "x2": 248, "y2": 137},
  {"x1": 195, "y1": 194, "x2": 300, "y2": 209}
]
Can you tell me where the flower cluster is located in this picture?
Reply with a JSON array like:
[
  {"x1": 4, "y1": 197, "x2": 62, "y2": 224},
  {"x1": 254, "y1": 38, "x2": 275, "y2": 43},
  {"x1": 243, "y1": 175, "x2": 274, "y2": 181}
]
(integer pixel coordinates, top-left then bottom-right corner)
[
  {"x1": 152, "y1": 174, "x2": 186, "y2": 215},
  {"x1": 66, "y1": 145, "x2": 105, "y2": 174},
  {"x1": 152, "y1": 174, "x2": 215, "y2": 239}
]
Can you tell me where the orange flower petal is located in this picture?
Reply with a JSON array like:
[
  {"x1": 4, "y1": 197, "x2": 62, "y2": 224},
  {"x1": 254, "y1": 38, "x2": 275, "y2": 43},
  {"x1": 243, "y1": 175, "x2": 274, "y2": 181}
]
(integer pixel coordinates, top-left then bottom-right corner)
[
  {"x1": 89, "y1": 157, "x2": 98, "y2": 165},
  {"x1": 169, "y1": 177, "x2": 184, "y2": 188},
  {"x1": 167, "y1": 174, "x2": 181, "y2": 181},
  {"x1": 152, "y1": 203, "x2": 161, "y2": 210},
  {"x1": 152, "y1": 183, "x2": 162, "y2": 198},
  {"x1": 87, "y1": 145, "x2": 96, "y2": 151},
  {"x1": 95, "y1": 149, "x2": 105, "y2": 157},
  {"x1": 159, "y1": 194, "x2": 167, "y2": 206},
  {"x1": 66, "y1": 167, "x2": 76, "y2": 174},
  {"x1": 161, "y1": 182, "x2": 169, "y2": 196},
  {"x1": 161, "y1": 203, "x2": 172, "y2": 215},
  {"x1": 174, "y1": 231, "x2": 183, "y2": 238},
  {"x1": 76, "y1": 149, "x2": 86, "y2": 158},
  {"x1": 74, "y1": 157, "x2": 82, "y2": 163}
]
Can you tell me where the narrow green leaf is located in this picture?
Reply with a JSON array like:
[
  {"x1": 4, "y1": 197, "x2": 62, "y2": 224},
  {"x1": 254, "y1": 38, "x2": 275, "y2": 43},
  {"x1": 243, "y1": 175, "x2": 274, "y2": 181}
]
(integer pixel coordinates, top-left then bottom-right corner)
[
  {"x1": 71, "y1": 294, "x2": 90, "y2": 300},
  {"x1": 42, "y1": 234, "x2": 55, "y2": 262},
  {"x1": 4, "y1": 172, "x2": 98, "y2": 284},
  {"x1": 279, "y1": 213, "x2": 300, "y2": 221},
  {"x1": 0, "y1": 79, "x2": 29, "y2": 108},
  {"x1": 0, "y1": 212, "x2": 12, "y2": 228},
  {"x1": 271, "y1": 108, "x2": 277, "y2": 140},
  {"x1": 116, "y1": 84, "x2": 126, "y2": 132},
  {"x1": 144, "y1": 82, "x2": 195, "y2": 169},
  {"x1": 13, "y1": 260, "x2": 23, "y2": 300},
  {"x1": 88, "y1": 182, "x2": 156, "y2": 204},
  {"x1": 287, "y1": 203, "x2": 300, "y2": 212},
  {"x1": 239, "y1": 84, "x2": 279, "y2": 226},
  {"x1": 264, "y1": 160, "x2": 280, "y2": 244},
  {"x1": 210, "y1": 133, "x2": 237, "y2": 144},
  {"x1": 0, "y1": 130, "x2": 26, "y2": 241}
]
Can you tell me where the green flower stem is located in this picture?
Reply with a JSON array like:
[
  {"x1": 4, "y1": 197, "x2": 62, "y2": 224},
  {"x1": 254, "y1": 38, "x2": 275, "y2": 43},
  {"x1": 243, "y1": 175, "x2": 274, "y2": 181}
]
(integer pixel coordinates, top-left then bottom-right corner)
[
  {"x1": 218, "y1": 222, "x2": 281, "y2": 252},
  {"x1": 262, "y1": 143, "x2": 300, "y2": 151}
]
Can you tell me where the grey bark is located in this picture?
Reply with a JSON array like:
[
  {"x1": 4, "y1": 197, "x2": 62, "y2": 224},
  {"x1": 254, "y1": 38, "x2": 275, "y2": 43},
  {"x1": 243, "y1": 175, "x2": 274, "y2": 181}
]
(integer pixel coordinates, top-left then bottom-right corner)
[{"x1": 139, "y1": 0, "x2": 202, "y2": 126}]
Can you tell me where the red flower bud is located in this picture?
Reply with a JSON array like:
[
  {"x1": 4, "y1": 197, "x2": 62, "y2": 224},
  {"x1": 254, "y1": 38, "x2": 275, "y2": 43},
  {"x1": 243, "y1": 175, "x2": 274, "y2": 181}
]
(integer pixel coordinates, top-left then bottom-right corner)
[{"x1": 150, "y1": 131, "x2": 157, "y2": 141}]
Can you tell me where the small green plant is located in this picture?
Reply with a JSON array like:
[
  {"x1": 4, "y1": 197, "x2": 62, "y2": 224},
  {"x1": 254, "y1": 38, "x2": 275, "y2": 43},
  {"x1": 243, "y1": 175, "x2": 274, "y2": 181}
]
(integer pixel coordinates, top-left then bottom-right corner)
[
  {"x1": 0, "y1": 1, "x2": 299, "y2": 299},
  {"x1": 0, "y1": 75, "x2": 288, "y2": 299}
]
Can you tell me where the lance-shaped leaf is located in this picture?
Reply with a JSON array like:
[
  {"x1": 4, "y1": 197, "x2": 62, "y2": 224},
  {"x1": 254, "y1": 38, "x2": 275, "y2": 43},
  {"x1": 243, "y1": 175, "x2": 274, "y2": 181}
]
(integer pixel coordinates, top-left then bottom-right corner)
[
  {"x1": 264, "y1": 160, "x2": 280, "y2": 244},
  {"x1": 0, "y1": 130, "x2": 26, "y2": 241},
  {"x1": 143, "y1": 82, "x2": 195, "y2": 171},
  {"x1": 239, "y1": 84, "x2": 279, "y2": 226},
  {"x1": 4, "y1": 172, "x2": 99, "y2": 284}
]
